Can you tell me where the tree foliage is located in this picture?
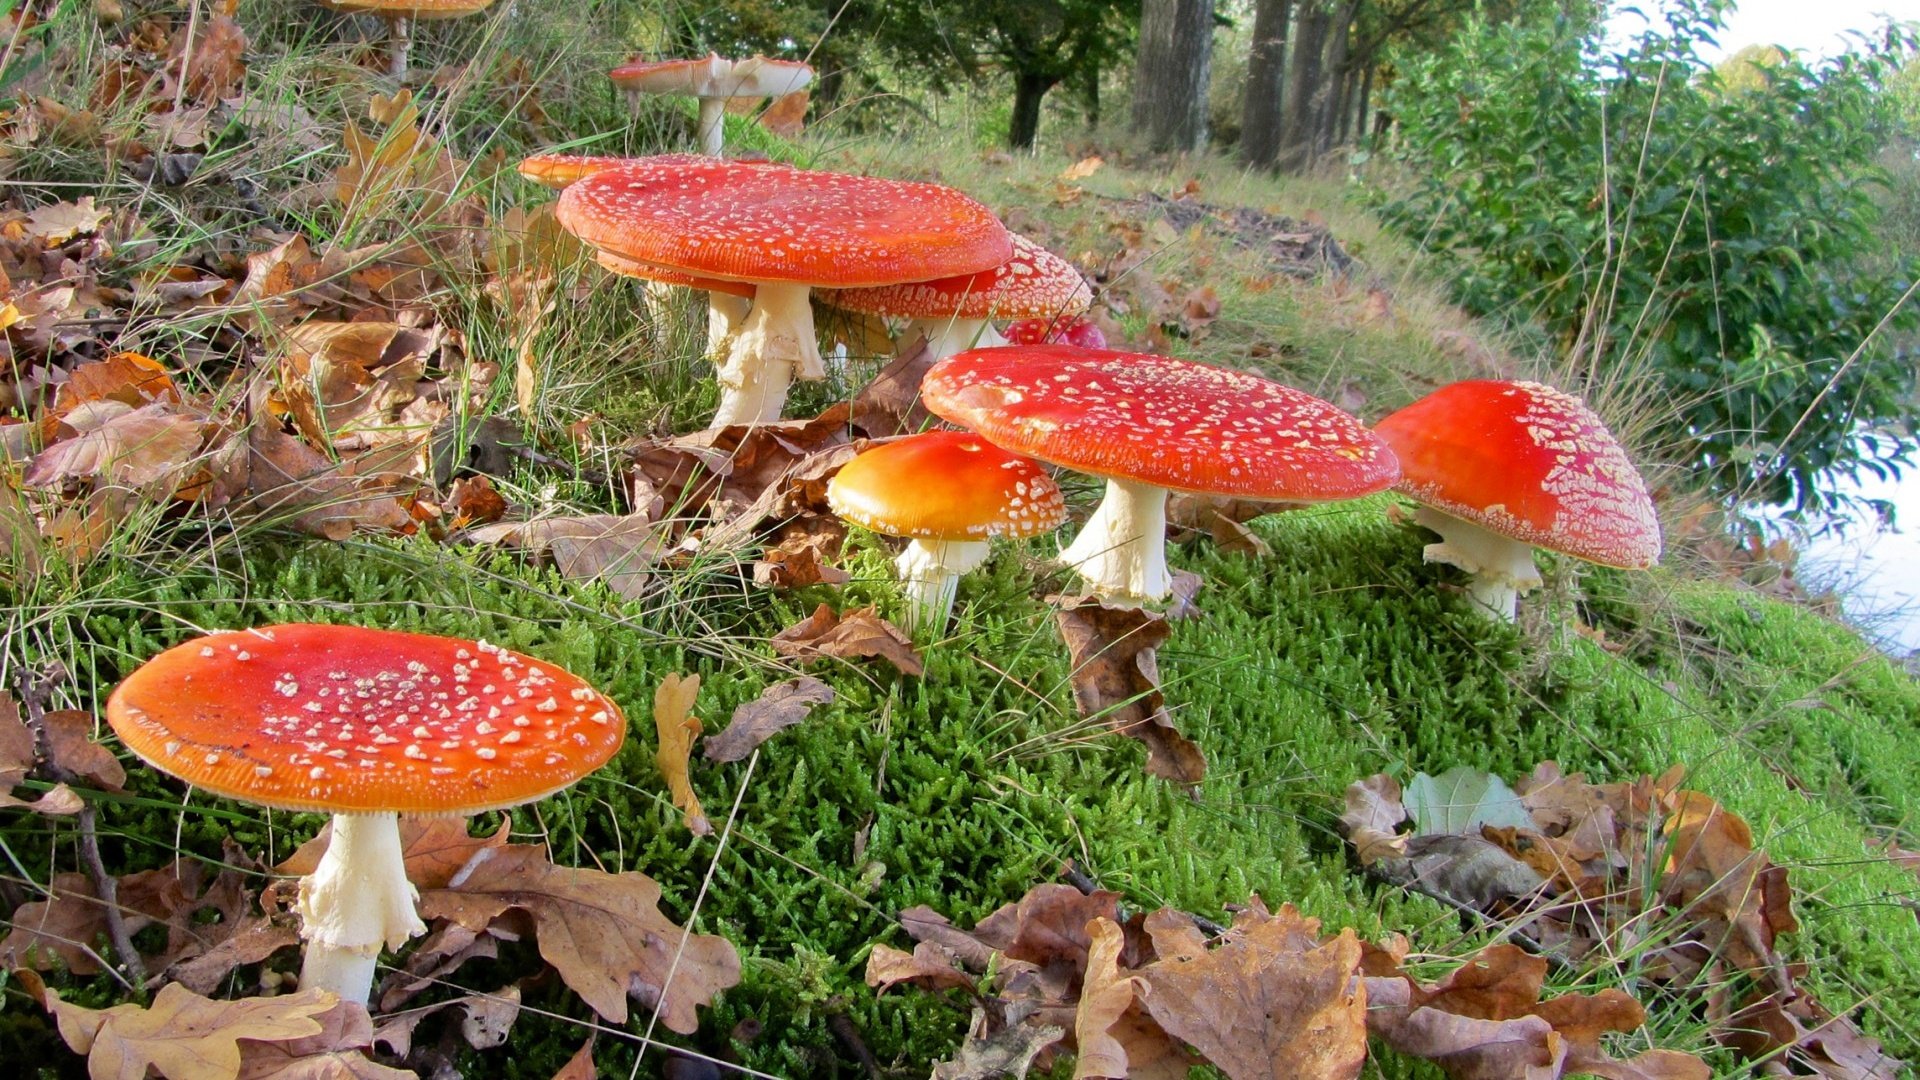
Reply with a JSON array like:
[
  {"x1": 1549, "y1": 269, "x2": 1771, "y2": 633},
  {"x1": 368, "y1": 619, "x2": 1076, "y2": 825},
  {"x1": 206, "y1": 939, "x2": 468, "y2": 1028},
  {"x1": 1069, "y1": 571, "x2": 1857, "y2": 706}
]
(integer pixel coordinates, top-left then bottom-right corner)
[{"x1": 1376, "y1": 1, "x2": 1920, "y2": 513}]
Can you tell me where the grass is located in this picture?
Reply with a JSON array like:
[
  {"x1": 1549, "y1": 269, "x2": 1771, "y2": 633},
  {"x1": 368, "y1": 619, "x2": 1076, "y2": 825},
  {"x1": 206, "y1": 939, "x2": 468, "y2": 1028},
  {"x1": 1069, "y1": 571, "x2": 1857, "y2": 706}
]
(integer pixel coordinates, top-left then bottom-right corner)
[{"x1": 3, "y1": 0, "x2": 1920, "y2": 1076}]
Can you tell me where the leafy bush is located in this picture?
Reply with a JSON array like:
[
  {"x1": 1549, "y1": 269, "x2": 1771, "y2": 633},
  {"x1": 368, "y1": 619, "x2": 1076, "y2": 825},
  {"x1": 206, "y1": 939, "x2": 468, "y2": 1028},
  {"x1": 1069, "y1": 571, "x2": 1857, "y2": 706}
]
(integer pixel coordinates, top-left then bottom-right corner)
[{"x1": 1375, "y1": 1, "x2": 1920, "y2": 514}]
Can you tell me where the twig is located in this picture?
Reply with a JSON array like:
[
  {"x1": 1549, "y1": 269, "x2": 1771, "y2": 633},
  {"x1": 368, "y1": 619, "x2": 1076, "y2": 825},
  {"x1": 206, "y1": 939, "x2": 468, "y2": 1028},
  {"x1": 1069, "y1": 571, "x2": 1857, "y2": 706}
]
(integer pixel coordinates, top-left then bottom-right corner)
[
  {"x1": 16, "y1": 664, "x2": 151, "y2": 993},
  {"x1": 824, "y1": 999, "x2": 884, "y2": 1080},
  {"x1": 1060, "y1": 858, "x2": 1228, "y2": 937}
]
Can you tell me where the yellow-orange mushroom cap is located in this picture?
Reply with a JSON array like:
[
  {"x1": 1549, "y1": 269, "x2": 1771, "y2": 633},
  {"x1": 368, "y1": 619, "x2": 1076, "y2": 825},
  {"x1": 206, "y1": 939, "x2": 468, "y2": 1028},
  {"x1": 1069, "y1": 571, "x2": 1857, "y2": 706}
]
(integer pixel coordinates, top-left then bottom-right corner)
[
  {"x1": 106, "y1": 624, "x2": 626, "y2": 816},
  {"x1": 828, "y1": 431, "x2": 1066, "y2": 542}
]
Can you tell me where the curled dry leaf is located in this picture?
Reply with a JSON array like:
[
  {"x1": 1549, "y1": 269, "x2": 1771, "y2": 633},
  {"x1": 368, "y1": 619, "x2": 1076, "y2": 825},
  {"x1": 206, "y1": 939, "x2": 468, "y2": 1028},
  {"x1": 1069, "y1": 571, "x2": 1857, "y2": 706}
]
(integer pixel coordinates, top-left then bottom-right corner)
[
  {"x1": 41, "y1": 709, "x2": 127, "y2": 790},
  {"x1": 653, "y1": 673, "x2": 711, "y2": 836},
  {"x1": 234, "y1": 997, "x2": 413, "y2": 1080},
  {"x1": 864, "y1": 941, "x2": 979, "y2": 996},
  {"x1": 1072, "y1": 917, "x2": 1144, "y2": 1080},
  {"x1": 245, "y1": 389, "x2": 415, "y2": 541},
  {"x1": 26, "y1": 403, "x2": 210, "y2": 493},
  {"x1": 772, "y1": 604, "x2": 924, "y2": 677},
  {"x1": 703, "y1": 677, "x2": 835, "y2": 763},
  {"x1": 464, "y1": 513, "x2": 666, "y2": 601},
  {"x1": 550, "y1": 1037, "x2": 597, "y2": 1080},
  {"x1": 35, "y1": 982, "x2": 337, "y2": 1080},
  {"x1": 1053, "y1": 598, "x2": 1205, "y2": 785},
  {"x1": 417, "y1": 842, "x2": 742, "y2": 1033},
  {"x1": 933, "y1": 1000, "x2": 1066, "y2": 1080}
]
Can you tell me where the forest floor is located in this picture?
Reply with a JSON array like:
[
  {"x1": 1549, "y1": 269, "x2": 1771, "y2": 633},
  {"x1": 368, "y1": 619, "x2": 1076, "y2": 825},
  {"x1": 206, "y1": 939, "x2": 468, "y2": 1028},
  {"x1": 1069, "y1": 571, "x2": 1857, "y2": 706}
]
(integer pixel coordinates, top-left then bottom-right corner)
[{"x1": 3, "y1": 1, "x2": 1920, "y2": 1078}]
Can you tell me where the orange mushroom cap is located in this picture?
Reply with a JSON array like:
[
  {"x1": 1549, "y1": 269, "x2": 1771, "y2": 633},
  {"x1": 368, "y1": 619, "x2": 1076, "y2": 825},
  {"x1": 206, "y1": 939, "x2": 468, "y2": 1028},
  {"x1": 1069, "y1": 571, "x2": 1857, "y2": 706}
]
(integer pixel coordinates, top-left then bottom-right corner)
[
  {"x1": 106, "y1": 625, "x2": 626, "y2": 815},
  {"x1": 827, "y1": 431, "x2": 1066, "y2": 542},
  {"x1": 923, "y1": 345, "x2": 1399, "y2": 500},
  {"x1": 1372, "y1": 379, "x2": 1662, "y2": 569},
  {"x1": 321, "y1": 0, "x2": 493, "y2": 19},
  {"x1": 822, "y1": 234, "x2": 1092, "y2": 321},
  {"x1": 554, "y1": 156, "x2": 1012, "y2": 289},
  {"x1": 596, "y1": 250, "x2": 756, "y2": 298}
]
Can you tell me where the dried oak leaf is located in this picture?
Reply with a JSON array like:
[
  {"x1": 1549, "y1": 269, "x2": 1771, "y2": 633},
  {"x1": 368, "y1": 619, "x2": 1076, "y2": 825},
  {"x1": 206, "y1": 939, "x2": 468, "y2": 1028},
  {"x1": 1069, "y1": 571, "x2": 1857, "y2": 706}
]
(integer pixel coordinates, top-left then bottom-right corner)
[
  {"x1": 1718, "y1": 989, "x2": 1905, "y2": 1079},
  {"x1": 37, "y1": 982, "x2": 338, "y2": 1080},
  {"x1": 1072, "y1": 916, "x2": 1146, "y2": 1079},
  {"x1": 865, "y1": 941, "x2": 979, "y2": 996},
  {"x1": 245, "y1": 389, "x2": 414, "y2": 541},
  {"x1": 0, "y1": 692, "x2": 36, "y2": 790},
  {"x1": 27, "y1": 402, "x2": 209, "y2": 493},
  {"x1": 1053, "y1": 598, "x2": 1205, "y2": 784},
  {"x1": 273, "y1": 321, "x2": 437, "y2": 451},
  {"x1": 653, "y1": 673, "x2": 710, "y2": 835},
  {"x1": 41, "y1": 708, "x2": 126, "y2": 789},
  {"x1": 933, "y1": 999, "x2": 1066, "y2": 1080},
  {"x1": 234, "y1": 997, "x2": 413, "y2": 1080},
  {"x1": 1657, "y1": 790, "x2": 1795, "y2": 983},
  {"x1": 464, "y1": 514, "x2": 666, "y2": 601},
  {"x1": 371, "y1": 986, "x2": 520, "y2": 1057},
  {"x1": 4, "y1": 855, "x2": 268, "y2": 979},
  {"x1": 1139, "y1": 900, "x2": 1367, "y2": 1080},
  {"x1": 46, "y1": 351, "x2": 181, "y2": 430},
  {"x1": 752, "y1": 520, "x2": 850, "y2": 589},
  {"x1": 772, "y1": 604, "x2": 923, "y2": 677},
  {"x1": 845, "y1": 336, "x2": 938, "y2": 438},
  {"x1": 374, "y1": 922, "x2": 508, "y2": 1012},
  {"x1": 550, "y1": 1038, "x2": 597, "y2": 1080},
  {"x1": 703, "y1": 677, "x2": 834, "y2": 763},
  {"x1": 417, "y1": 842, "x2": 742, "y2": 1032}
]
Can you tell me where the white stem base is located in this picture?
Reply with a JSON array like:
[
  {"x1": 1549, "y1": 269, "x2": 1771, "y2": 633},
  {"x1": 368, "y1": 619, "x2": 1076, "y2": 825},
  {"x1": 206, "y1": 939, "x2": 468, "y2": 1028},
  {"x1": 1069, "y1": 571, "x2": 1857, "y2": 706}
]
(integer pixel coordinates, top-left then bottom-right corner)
[
  {"x1": 387, "y1": 17, "x2": 411, "y2": 81},
  {"x1": 896, "y1": 538, "x2": 990, "y2": 635},
  {"x1": 296, "y1": 812, "x2": 426, "y2": 1006},
  {"x1": 711, "y1": 282, "x2": 821, "y2": 427},
  {"x1": 697, "y1": 97, "x2": 725, "y2": 156},
  {"x1": 707, "y1": 292, "x2": 752, "y2": 356},
  {"x1": 1414, "y1": 506, "x2": 1542, "y2": 623},
  {"x1": 909, "y1": 318, "x2": 1007, "y2": 362},
  {"x1": 1058, "y1": 479, "x2": 1172, "y2": 605}
]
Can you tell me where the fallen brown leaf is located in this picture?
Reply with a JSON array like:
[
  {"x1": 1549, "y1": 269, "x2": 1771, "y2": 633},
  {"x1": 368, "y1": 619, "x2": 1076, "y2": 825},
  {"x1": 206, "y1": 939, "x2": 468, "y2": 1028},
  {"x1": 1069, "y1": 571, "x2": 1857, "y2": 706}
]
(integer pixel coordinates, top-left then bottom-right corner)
[
  {"x1": 865, "y1": 941, "x2": 979, "y2": 996},
  {"x1": 417, "y1": 842, "x2": 742, "y2": 1032},
  {"x1": 1053, "y1": 599, "x2": 1205, "y2": 784},
  {"x1": 41, "y1": 709, "x2": 126, "y2": 790},
  {"x1": 234, "y1": 997, "x2": 412, "y2": 1080},
  {"x1": 653, "y1": 673, "x2": 710, "y2": 835},
  {"x1": 464, "y1": 514, "x2": 666, "y2": 602},
  {"x1": 1072, "y1": 916, "x2": 1144, "y2": 1079},
  {"x1": 37, "y1": 982, "x2": 337, "y2": 1080},
  {"x1": 703, "y1": 677, "x2": 835, "y2": 763},
  {"x1": 772, "y1": 604, "x2": 924, "y2": 676}
]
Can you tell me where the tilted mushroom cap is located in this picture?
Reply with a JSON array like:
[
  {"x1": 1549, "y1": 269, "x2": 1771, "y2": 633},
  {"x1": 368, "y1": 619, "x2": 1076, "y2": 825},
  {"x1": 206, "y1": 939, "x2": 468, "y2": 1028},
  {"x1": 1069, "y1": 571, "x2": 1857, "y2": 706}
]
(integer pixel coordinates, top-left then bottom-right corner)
[
  {"x1": 828, "y1": 431, "x2": 1066, "y2": 542},
  {"x1": 922, "y1": 345, "x2": 1399, "y2": 500},
  {"x1": 518, "y1": 153, "x2": 653, "y2": 190},
  {"x1": 322, "y1": 0, "x2": 493, "y2": 19},
  {"x1": 596, "y1": 250, "x2": 756, "y2": 298},
  {"x1": 1373, "y1": 379, "x2": 1661, "y2": 568},
  {"x1": 106, "y1": 625, "x2": 626, "y2": 815},
  {"x1": 555, "y1": 157, "x2": 1012, "y2": 289},
  {"x1": 822, "y1": 234, "x2": 1092, "y2": 321},
  {"x1": 608, "y1": 53, "x2": 813, "y2": 99}
]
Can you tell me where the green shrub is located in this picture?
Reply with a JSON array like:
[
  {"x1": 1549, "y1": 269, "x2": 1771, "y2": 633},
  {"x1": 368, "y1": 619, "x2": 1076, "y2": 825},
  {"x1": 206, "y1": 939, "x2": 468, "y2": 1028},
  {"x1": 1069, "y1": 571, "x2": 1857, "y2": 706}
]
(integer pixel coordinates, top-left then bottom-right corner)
[{"x1": 1374, "y1": 1, "x2": 1920, "y2": 515}]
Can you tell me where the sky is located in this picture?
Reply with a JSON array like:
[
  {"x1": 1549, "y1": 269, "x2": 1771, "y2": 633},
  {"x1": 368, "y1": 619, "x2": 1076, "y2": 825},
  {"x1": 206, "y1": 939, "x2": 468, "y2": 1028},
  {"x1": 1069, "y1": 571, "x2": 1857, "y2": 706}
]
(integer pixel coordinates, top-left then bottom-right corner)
[{"x1": 1605, "y1": 0, "x2": 1915, "y2": 63}]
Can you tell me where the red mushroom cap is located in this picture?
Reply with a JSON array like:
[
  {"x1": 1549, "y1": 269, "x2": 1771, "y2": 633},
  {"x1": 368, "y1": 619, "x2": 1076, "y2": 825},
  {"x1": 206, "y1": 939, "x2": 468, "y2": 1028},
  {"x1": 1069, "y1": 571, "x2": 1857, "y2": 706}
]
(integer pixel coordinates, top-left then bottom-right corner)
[
  {"x1": 921, "y1": 345, "x2": 1399, "y2": 500},
  {"x1": 596, "y1": 250, "x2": 756, "y2": 298},
  {"x1": 1005, "y1": 315, "x2": 1107, "y2": 349},
  {"x1": 822, "y1": 234, "x2": 1091, "y2": 321},
  {"x1": 827, "y1": 431, "x2": 1066, "y2": 541},
  {"x1": 106, "y1": 625, "x2": 626, "y2": 815},
  {"x1": 554, "y1": 157, "x2": 1012, "y2": 289},
  {"x1": 520, "y1": 152, "x2": 780, "y2": 190},
  {"x1": 1373, "y1": 379, "x2": 1661, "y2": 568},
  {"x1": 608, "y1": 53, "x2": 813, "y2": 99}
]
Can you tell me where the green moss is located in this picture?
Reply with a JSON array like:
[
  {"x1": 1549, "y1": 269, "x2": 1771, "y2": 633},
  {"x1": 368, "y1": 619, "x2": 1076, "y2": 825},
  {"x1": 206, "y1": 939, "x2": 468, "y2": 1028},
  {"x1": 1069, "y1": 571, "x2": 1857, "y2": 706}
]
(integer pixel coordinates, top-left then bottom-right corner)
[{"x1": 8, "y1": 495, "x2": 1919, "y2": 1074}]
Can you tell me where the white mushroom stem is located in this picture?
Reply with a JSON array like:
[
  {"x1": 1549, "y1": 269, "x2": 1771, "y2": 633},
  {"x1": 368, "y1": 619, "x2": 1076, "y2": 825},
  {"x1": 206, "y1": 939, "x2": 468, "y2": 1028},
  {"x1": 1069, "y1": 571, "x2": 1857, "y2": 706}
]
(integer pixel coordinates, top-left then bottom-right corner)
[
  {"x1": 1058, "y1": 477, "x2": 1172, "y2": 605},
  {"x1": 908, "y1": 317, "x2": 1008, "y2": 362},
  {"x1": 896, "y1": 538, "x2": 991, "y2": 635},
  {"x1": 295, "y1": 811, "x2": 426, "y2": 1006},
  {"x1": 386, "y1": 17, "x2": 411, "y2": 81},
  {"x1": 707, "y1": 292, "x2": 752, "y2": 355},
  {"x1": 697, "y1": 97, "x2": 726, "y2": 156},
  {"x1": 711, "y1": 281, "x2": 823, "y2": 427},
  {"x1": 1413, "y1": 505, "x2": 1542, "y2": 623}
]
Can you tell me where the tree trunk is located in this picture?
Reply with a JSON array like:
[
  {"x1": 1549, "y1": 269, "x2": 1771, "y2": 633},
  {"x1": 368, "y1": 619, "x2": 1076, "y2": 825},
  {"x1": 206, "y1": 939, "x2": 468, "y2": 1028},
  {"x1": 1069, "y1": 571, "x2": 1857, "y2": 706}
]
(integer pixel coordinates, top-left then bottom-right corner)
[
  {"x1": 1276, "y1": 2, "x2": 1329, "y2": 172},
  {"x1": 1310, "y1": 0, "x2": 1359, "y2": 158},
  {"x1": 1010, "y1": 71, "x2": 1059, "y2": 149},
  {"x1": 1080, "y1": 66, "x2": 1102, "y2": 127},
  {"x1": 1131, "y1": 0, "x2": 1214, "y2": 153},
  {"x1": 1240, "y1": 0, "x2": 1290, "y2": 169},
  {"x1": 1355, "y1": 62, "x2": 1374, "y2": 148}
]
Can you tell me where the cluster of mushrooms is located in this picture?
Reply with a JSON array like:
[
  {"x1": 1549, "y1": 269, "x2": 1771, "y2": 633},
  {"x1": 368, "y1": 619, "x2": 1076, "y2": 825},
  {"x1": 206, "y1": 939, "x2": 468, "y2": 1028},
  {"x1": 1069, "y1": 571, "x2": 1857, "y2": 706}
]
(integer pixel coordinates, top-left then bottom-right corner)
[{"x1": 89, "y1": 51, "x2": 1665, "y2": 1032}]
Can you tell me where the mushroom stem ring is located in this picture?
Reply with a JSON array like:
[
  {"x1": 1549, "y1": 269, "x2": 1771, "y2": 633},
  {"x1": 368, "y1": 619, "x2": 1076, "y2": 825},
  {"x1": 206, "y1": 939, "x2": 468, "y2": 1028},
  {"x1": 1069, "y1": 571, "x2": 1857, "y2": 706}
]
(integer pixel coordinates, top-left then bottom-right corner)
[
  {"x1": 296, "y1": 811, "x2": 425, "y2": 1004},
  {"x1": 1414, "y1": 505, "x2": 1543, "y2": 622},
  {"x1": 1058, "y1": 478, "x2": 1173, "y2": 605}
]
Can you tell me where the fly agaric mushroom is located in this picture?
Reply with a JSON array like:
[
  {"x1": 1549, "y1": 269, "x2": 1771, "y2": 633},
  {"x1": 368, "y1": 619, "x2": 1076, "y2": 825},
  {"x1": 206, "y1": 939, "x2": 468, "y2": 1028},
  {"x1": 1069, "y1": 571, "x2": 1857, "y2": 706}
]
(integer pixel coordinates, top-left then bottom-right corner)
[
  {"x1": 517, "y1": 152, "x2": 648, "y2": 190},
  {"x1": 597, "y1": 250, "x2": 755, "y2": 356},
  {"x1": 827, "y1": 431, "x2": 1067, "y2": 633},
  {"x1": 821, "y1": 234, "x2": 1092, "y2": 362},
  {"x1": 1005, "y1": 314, "x2": 1107, "y2": 349},
  {"x1": 922, "y1": 345, "x2": 1400, "y2": 604},
  {"x1": 557, "y1": 157, "x2": 1011, "y2": 427},
  {"x1": 105, "y1": 624, "x2": 626, "y2": 1006},
  {"x1": 321, "y1": 0, "x2": 495, "y2": 81},
  {"x1": 608, "y1": 53, "x2": 813, "y2": 157},
  {"x1": 1372, "y1": 379, "x2": 1661, "y2": 621}
]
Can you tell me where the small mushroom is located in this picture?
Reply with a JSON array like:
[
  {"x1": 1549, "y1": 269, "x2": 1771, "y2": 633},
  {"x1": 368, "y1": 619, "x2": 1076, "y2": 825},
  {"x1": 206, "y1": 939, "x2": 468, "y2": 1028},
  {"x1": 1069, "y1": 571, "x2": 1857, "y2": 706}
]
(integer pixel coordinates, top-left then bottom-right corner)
[
  {"x1": 922, "y1": 345, "x2": 1400, "y2": 605},
  {"x1": 821, "y1": 234, "x2": 1092, "y2": 362},
  {"x1": 1004, "y1": 314, "x2": 1107, "y2": 349},
  {"x1": 827, "y1": 431, "x2": 1067, "y2": 633},
  {"x1": 105, "y1": 624, "x2": 627, "y2": 1006},
  {"x1": 608, "y1": 53, "x2": 813, "y2": 157},
  {"x1": 1372, "y1": 379, "x2": 1662, "y2": 621},
  {"x1": 320, "y1": 0, "x2": 496, "y2": 81},
  {"x1": 556, "y1": 157, "x2": 1012, "y2": 427}
]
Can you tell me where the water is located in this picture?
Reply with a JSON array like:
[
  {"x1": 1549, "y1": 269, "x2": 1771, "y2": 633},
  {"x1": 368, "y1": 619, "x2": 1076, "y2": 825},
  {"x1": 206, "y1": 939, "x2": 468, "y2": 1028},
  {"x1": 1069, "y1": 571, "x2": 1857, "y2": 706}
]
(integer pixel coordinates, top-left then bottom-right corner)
[{"x1": 1766, "y1": 456, "x2": 1920, "y2": 657}]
